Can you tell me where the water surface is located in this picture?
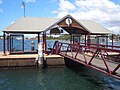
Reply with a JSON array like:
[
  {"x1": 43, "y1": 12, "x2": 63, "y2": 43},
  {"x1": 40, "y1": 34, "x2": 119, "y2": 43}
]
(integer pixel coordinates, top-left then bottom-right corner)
[
  {"x1": 0, "y1": 40, "x2": 120, "y2": 90},
  {"x1": 0, "y1": 66, "x2": 120, "y2": 90}
]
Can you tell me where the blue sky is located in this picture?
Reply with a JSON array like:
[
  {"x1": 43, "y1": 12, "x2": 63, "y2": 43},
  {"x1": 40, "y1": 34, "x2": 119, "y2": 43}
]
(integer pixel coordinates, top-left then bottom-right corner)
[
  {"x1": 0, "y1": 0, "x2": 120, "y2": 35},
  {"x1": 0, "y1": 0, "x2": 59, "y2": 35}
]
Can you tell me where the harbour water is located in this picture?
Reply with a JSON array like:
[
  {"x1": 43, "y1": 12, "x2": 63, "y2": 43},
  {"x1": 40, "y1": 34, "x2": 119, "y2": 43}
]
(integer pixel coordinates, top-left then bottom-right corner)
[
  {"x1": 0, "y1": 40, "x2": 120, "y2": 90},
  {"x1": 0, "y1": 66, "x2": 120, "y2": 90}
]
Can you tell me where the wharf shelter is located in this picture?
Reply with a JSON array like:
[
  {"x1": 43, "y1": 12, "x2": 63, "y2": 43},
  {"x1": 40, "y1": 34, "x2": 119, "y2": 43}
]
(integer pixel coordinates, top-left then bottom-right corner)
[{"x1": 2, "y1": 14, "x2": 113, "y2": 55}]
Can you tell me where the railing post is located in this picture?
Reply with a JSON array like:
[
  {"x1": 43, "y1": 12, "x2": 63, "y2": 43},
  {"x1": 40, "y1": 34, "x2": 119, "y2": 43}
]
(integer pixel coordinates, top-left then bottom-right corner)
[
  {"x1": 55, "y1": 42, "x2": 59, "y2": 55},
  {"x1": 112, "y1": 64, "x2": 120, "y2": 74},
  {"x1": 88, "y1": 49, "x2": 98, "y2": 65},
  {"x1": 58, "y1": 43, "x2": 62, "y2": 54},
  {"x1": 65, "y1": 44, "x2": 70, "y2": 55},
  {"x1": 51, "y1": 41, "x2": 58, "y2": 54},
  {"x1": 100, "y1": 51, "x2": 111, "y2": 74},
  {"x1": 74, "y1": 43, "x2": 80, "y2": 59}
]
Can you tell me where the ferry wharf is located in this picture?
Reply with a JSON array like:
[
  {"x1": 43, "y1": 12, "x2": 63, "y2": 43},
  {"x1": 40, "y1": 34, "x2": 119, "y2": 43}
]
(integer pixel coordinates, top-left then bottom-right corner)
[
  {"x1": 0, "y1": 52, "x2": 64, "y2": 68},
  {"x1": 1, "y1": 14, "x2": 120, "y2": 80}
]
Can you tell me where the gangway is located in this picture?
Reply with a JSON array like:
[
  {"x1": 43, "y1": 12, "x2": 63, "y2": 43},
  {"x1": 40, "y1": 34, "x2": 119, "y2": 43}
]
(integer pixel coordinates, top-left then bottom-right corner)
[{"x1": 51, "y1": 42, "x2": 120, "y2": 80}]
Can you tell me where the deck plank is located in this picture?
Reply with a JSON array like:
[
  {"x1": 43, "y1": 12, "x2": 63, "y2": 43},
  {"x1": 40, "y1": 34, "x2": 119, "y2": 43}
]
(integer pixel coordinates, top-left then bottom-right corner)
[{"x1": 0, "y1": 52, "x2": 38, "y2": 59}]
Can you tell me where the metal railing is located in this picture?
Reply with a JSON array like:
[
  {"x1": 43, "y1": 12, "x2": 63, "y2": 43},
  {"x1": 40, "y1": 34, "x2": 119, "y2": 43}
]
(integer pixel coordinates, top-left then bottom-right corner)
[{"x1": 51, "y1": 41, "x2": 120, "y2": 80}]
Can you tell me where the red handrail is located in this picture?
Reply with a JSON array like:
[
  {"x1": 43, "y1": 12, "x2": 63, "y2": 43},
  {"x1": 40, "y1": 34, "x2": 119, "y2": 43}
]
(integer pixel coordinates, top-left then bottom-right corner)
[{"x1": 52, "y1": 41, "x2": 120, "y2": 80}]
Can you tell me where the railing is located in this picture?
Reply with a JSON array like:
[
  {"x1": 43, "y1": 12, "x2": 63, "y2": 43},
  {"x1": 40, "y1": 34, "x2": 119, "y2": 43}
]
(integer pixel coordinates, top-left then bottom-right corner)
[
  {"x1": 51, "y1": 41, "x2": 120, "y2": 80},
  {"x1": 51, "y1": 42, "x2": 120, "y2": 54}
]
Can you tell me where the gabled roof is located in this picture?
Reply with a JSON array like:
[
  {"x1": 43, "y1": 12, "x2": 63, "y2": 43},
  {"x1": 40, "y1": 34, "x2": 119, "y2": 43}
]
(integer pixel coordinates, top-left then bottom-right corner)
[
  {"x1": 46, "y1": 14, "x2": 112, "y2": 34},
  {"x1": 3, "y1": 17, "x2": 59, "y2": 33},
  {"x1": 3, "y1": 14, "x2": 113, "y2": 34},
  {"x1": 78, "y1": 20, "x2": 113, "y2": 34}
]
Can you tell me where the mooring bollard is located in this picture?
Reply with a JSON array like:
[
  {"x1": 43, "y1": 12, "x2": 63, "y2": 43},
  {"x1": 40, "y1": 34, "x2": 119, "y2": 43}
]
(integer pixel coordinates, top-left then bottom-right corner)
[{"x1": 38, "y1": 43, "x2": 44, "y2": 68}]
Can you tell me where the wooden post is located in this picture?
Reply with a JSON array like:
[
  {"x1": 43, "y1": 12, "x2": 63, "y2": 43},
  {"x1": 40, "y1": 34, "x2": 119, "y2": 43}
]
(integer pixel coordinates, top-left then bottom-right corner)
[
  {"x1": 9, "y1": 35, "x2": 11, "y2": 52},
  {"x1": 70, "y1": 34, "x2": 72, "y2": 43},
  {"x1": 88, "y1": 33, "x2": 90, "y2": 48},
  {"x1": 85, "y1": 34, "x2": 86, "y2": 46},
  {"x1": 22, "y1": 35, "x2": 24, "y2": 53},
  {"x1": 38, "y1": 33, "x2": 40, "y2": 54},
  {"x1": 38, "y1": 33, "x2": 40, "y2": 43},
  {"x1": 43, "y1": 32, "x2": 45, "y2": 53},
  {"x1": 43, "y1": 32, "x2": 47, "y2": 54},
  {"x1": 7, "y1": 34, "x2": 9, "y2": 51},
  {"x1": 112, "y1": 34, "x2": 114, "y2": 49},
  {"x1": 3, "y1": 32, "x2": 6, "y2": 55},
  {"x1": 12, "y1": 35, "x2": 13, "y2": 50},
  {"x1": 106, "y1": 36, "x2": 108, "y2": 46}
]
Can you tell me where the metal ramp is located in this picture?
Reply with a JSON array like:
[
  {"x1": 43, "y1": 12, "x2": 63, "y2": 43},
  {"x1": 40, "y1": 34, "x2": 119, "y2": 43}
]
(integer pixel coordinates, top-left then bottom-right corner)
[{"x1": 51, "y1": 42, "x2": 120, "y2": 80}]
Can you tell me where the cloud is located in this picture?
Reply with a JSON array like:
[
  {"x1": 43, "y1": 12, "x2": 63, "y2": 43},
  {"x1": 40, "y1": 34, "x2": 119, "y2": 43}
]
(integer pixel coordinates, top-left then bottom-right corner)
[
  {"x1": 0, "y1": 0, "x2": 2, "y2": 4},
  {"x1": 108, "y1": 26, "x2": 120, "y2": 34},
  {"x1": 11, "y1": 21, "x2": 15, "y2": 25},
  {"x1": 59, "y1": 0, "x2": 75, "y2": 11},
  {"x1": 53, "y1": 0, "x2": 120, "y2": 34},
  {"x1": 52, "y1": 10, "x2": 58, "y2": 14},
  {"x1": 49, "y1": 0, "x2": 58, "y2": 2},
  {"x1": 0, "y1": 0, "x2": 3, "y2": 13},
  {"x1": 26, "y1": 0, "x2": 36, "y2": 3}
]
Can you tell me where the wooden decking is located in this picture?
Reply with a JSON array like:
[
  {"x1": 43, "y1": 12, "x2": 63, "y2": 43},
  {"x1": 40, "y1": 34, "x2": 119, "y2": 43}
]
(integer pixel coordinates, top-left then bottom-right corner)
[
  {"x1": 44, "y1": 55, "x2": 64, "y2": 66},
  {"x1": 0, "y1": 52, "x2": 38, "y2": 59},
  {"x1": 0, "y1": 52, "x2": 65, "y2": 68},
  {"x1": 0, "y1": 52, "x2": 38, "y2": 67}
]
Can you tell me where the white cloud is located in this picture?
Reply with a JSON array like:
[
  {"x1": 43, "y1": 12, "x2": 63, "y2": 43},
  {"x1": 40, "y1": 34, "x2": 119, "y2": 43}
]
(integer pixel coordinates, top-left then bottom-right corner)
[
  {"x1": 0, "y1": 0, "x2": 2, "y2": 4},
  {"x1": 49, "y1": 0, "x2": 58, "y2": 2},
  {"x1": 52, "y1": 10, "x2": 58, "y2": 14},
  {"x1": 0, "y1": 0, "x2": 3, "y2": 13},
  {"x1": 26, "y1": 0, "x2": 36, "y2": 3},
  {"x1": 53, "y1": 0, "x2": 120, "y2": 34},
  {"x1": 59, "y1": 0, "x2": 75, "y2": 11},
  {"x1": 108, "y1": 26, "x2": 120, "y2": 34},
  {"x1": 11, "y1": 21, "x2": 15, "y2": 25}
]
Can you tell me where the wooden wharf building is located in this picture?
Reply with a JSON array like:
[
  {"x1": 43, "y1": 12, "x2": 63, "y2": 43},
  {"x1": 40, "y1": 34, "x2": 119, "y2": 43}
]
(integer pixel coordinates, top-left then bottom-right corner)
[{"x1": 1, "y1": 14, "x2": 120, "y2": 80}]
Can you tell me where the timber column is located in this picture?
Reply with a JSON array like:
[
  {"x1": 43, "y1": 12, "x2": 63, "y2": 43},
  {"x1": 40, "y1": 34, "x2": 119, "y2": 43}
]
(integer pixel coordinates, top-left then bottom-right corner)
[
  {"x1": 87, "y1": 33, "x2": 91, "y2": 48},
  {"x1": 112, "y1": 34, "x2": 114, "y2": 49},
  {"x1": 38, "y1": 33, "x2": 40, "y2": 43},
  {"x1": 3, "y1": 32, "x2": 6, "y2": 55},
  {"x1": 43, "y1": 31, "x2": 47, "y2": 54},
  {"x1": 85, "y1": 34, "x2": 86, "y2": 46}
]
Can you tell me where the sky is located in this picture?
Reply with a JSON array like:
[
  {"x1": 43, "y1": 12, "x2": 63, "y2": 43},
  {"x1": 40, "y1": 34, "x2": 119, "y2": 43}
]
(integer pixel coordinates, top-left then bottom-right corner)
[{"x1": 0, "y1": 0, "x2": 120, "y2": 35}]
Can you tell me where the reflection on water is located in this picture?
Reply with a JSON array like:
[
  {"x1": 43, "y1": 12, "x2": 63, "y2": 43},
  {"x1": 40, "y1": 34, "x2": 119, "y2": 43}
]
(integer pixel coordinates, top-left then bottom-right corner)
[{"x1": 0, "y1": 67, "x2": 120, "y2": 90}]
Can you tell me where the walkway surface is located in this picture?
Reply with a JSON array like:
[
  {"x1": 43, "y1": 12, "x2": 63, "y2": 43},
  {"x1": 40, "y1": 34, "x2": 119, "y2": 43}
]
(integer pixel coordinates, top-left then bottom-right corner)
[
  {"x1": 0, "y1": 52, "x2": 38, "y2": 59},
  {"x1": 59, "y1": 51, "x2": 120, "y2": 79}
]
